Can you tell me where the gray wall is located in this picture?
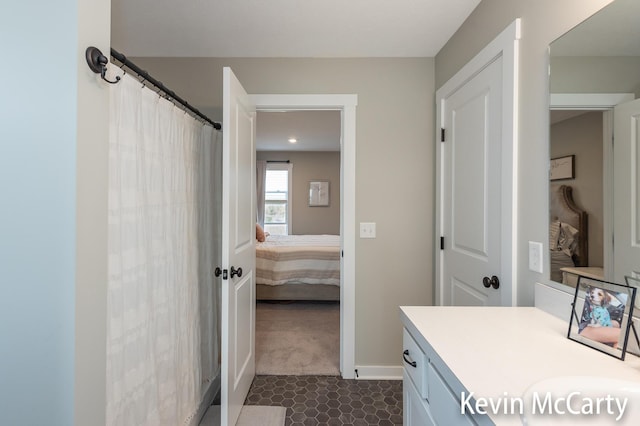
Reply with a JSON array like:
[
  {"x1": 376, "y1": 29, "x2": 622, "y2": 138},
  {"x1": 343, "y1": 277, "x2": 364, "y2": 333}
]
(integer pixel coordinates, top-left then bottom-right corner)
[
  {"x1": 131, "y1": 57, "x2": 435, "y2": 368},
  {"x1": 550, "y1": 56, "x2": 640, "y2": 98},
  {"x1": 550, "y1": 111, "x2": 604, "y2": 267},
  {"x1": 435, "y1": 0, "x2": 614, "y2": 305},
  {"x1": 0, "y1": 0, "x2": 109, "y2": 424},
  {"x1": 257, "y1": 151, "x2": 341, "y2": 235}
]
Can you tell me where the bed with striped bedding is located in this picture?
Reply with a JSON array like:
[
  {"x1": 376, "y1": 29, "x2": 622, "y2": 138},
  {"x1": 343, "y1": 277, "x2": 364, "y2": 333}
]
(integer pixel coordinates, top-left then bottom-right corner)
[{"x1": 256, "y1": 234, "x2": 340, "y2": 286}]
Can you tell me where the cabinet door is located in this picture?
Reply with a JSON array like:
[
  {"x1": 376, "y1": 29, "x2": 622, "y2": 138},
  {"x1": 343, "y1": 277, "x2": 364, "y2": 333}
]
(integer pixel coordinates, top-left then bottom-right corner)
[
  {"x1": 403, "y1": 370, "x2": 435, "y2": 426},
  {"x1": 429, "y1": 363, "x2": 476, "y2": 426}
]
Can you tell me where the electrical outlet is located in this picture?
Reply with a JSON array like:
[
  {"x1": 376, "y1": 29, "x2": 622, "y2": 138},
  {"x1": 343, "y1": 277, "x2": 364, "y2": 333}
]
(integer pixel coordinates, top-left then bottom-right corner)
[
  {"x1": 359, "y1": 222, "x2": 376, "y2": 238},
  {"x1": 529, "y1": 241, "x2": 543, "y2": 273}
]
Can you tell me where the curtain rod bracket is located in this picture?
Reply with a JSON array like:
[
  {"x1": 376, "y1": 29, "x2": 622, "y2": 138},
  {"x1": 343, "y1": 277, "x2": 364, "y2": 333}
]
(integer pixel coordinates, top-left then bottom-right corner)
[{"x1": 86, "y1": 46, "x2": 121, "y2": 85}]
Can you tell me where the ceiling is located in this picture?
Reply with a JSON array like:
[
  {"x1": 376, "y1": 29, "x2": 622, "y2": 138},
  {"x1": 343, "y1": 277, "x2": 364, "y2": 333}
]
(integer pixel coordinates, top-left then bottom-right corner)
[
  {"x1": 256, "y1": 111, "x2": 341, "y2": 151},
  {"x1": 111, "y1": 0, "x2": 482, "y2": 152},
  {"x1": 111, "y1": 0, "x2": 481, "y2": 58}
]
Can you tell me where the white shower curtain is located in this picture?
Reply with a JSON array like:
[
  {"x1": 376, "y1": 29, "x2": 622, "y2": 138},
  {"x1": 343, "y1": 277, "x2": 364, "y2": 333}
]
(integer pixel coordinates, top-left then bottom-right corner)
[{"x1": 107, "y1": 73, "x2": 221, "y2": 426}]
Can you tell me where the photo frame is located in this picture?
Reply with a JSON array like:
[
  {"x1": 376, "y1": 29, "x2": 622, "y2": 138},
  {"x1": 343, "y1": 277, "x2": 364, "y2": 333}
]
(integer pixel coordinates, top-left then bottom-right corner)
[
  {"x1": 568, "y1": 276, "x2": 636, "y2": 360},
  {"x1": 309, "y1": 181, "x2": 329, "y2": 207},
  {"x1": 624, "y1": 276, "x2": 640, "y2": 356},
  {"x1": 550, "y1": 155, "x2": 575, "y2": 180}
]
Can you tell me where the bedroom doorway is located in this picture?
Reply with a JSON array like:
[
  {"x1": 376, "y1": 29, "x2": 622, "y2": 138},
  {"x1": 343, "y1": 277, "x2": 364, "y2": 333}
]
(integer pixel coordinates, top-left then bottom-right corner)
[
  {"x1": 255, "y1": 111, "x2": 341, "y2": 376},
  {"x1": 251, "y1": 94, "x2": 357, "y2": 378},
  {"x1": 548, "y1": 93, "x2": 637, "y2": 286}
]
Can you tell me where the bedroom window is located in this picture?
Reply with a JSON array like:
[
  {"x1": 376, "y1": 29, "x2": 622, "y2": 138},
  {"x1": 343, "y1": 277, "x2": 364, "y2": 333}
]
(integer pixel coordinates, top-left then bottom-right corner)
[{"x1": 264, "y1": 163, "x2": 293, "y2": 235}]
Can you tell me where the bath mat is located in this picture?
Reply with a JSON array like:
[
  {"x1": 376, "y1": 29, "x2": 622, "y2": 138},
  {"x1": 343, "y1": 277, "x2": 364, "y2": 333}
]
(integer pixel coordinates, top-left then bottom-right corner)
[{"x1": 199, "y1": 405, "x2": 286, "y2": 426}]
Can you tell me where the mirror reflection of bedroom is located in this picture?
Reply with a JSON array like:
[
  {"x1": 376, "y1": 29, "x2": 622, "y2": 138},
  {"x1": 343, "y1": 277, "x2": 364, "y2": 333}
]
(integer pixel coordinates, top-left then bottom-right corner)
[
  {"x1": 549, "y1": 111, "x2": 604, "y2": 287},
  {"x1": 549, "y1": 0, "x2": 640, "y2": 289},
  {"x1": 254, "y1": 110, "x2": 342, "y2": 376}
]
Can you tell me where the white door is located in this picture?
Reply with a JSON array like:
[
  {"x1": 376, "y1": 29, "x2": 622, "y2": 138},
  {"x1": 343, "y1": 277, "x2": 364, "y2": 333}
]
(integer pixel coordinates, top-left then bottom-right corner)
[
  {"x1": 439, "y1": 57, "x2": 504, "y2": 306},
  {"x1": 221, "y1": 67, "x2": 256, "y2": 426},
  {"x1": 613, "y1": 98, "x2": 640, "y2": 284},
  {"x1": 436, "y1": 20, "x2": 519, "y2": 307}
]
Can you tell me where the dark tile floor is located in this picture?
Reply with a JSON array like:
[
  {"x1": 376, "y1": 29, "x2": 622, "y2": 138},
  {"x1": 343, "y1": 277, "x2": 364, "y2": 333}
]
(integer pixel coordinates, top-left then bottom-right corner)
[{"x1": 244, "y1": 375, "x2": 403, "y2": 426}]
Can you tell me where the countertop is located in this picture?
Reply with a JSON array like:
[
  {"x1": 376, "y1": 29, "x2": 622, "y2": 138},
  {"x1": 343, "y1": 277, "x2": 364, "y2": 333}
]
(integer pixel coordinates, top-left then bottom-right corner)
[{"x1": 399, "y1": 306, "x2": 640, "y2": 425}]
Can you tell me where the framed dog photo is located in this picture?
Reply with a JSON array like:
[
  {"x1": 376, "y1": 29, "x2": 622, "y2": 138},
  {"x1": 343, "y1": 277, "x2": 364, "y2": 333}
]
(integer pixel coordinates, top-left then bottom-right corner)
[{"x1": 568, "y1": 276, "x2": 636, "y2": 360}]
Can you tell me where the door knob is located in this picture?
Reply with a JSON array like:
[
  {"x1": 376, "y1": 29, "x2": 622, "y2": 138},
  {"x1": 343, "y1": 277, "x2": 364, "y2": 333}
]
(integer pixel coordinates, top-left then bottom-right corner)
[
  {"x1": 215, "y1": 267, "x2": 228, "y2": 279},
  {"x1": 483, "y1": 276, "x2": 500, "y2": 289},
  {"x1": 230, "y1": 266, "x2": 243, "y2": 278}
]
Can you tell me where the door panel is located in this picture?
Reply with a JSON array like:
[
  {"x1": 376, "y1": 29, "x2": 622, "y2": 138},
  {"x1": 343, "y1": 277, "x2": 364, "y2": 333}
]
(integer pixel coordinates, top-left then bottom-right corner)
[
  {"x1": 451, "y1": 279, "x2": 489, "y2": 306},
  {"x1": 442, "y1": 57, "x2": 503, "y2": 306},
  {"x1": 614, "y1": 98, "x2": 640, "y2": 283},
  {"x1": 233, "y1": 274, "x2": 253, "y2": 385},
  {"x1": 221, "y1": 67, "x2": 256, "y2": 426},
  {"x1": 452, "y1": 90, "x2": 490, "y2": 258}
]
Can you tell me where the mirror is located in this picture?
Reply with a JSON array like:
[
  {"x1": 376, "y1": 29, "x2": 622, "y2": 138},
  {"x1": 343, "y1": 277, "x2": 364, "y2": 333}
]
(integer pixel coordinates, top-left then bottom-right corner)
[{"x1": 548, "y1": 0, "x2": 640, "y2": 291}]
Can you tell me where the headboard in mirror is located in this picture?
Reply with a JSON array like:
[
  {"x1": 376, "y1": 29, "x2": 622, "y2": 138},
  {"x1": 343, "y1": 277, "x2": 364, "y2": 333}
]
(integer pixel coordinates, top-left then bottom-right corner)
[
  {"x1": 549, "y1": 0, "x2": 640, "y2": 289},
  {"x1": 549, "y1": 185, "x2": 588, "y2": 283}
]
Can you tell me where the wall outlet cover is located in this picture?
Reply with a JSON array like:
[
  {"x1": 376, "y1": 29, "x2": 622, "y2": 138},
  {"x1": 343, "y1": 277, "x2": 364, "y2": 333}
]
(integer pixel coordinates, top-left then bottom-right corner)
[{"x1": 528, "y1": 241, "x2": 543, "y2": 273}]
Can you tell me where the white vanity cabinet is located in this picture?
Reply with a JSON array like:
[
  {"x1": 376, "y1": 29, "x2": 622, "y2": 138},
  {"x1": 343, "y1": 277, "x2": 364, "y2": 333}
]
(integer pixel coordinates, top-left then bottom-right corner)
[
  {"x1": 402, "y1": 327, "x2": 490, "y2": 426},
  {"x1": 400, "y1": 306, "x2": 640, "y2": 426}
]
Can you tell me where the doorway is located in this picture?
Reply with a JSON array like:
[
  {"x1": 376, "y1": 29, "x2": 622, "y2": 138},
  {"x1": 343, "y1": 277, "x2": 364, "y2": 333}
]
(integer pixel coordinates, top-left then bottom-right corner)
[
  {"x1": 548, "y1": 92, "x2": 636, "y2": 286},
  {"x1": 251, "y1": 94, "x2": 357, "y2": 379},
  {"x1": 255, "y1": 110, "x2": 342, "y2": 375}
]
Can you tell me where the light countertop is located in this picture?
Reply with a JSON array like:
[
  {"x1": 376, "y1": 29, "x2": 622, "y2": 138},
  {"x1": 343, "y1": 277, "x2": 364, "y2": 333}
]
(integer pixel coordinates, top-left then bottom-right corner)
[{"x1": 400, "y1": 306, "x2": 640, "y2": 425}]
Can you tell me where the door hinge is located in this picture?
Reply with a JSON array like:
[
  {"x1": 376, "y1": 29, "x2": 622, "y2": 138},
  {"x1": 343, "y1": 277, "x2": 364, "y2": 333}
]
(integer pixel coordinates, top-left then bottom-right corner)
[
  {"x1": 441, "y1": 128, "x2": 445, "y2": 142},
  {"x1": 341, "y1": 250, "x2": 344, "y2": 258},
  {"x1": 440, "y1": 236, "x2": 445, "y2": 250}
]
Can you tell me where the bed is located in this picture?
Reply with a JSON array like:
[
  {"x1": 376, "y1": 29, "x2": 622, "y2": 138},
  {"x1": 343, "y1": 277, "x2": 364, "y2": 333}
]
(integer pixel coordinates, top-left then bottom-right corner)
[
  {"x1": 549, "y1": 184, "x2": 588, "y2": 283},
  {"x1": 255, "y1": 234, "x2": 341, "y2": 301}
]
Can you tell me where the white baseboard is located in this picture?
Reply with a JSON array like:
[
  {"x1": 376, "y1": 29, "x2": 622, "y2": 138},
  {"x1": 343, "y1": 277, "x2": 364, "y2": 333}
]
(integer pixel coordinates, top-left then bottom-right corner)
[{"x1": 354, "y1": 365, "x2": 402, "y2": 380}]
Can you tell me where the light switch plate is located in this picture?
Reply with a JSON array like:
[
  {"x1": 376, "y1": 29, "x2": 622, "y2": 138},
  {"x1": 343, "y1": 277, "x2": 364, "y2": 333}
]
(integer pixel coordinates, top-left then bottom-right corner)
[
  {"x1": 360, "y1": 222, "x2": 376, "y2": 238},
  {"x1": 529, "y1": 241, "x2": 543, "y2": 273}
]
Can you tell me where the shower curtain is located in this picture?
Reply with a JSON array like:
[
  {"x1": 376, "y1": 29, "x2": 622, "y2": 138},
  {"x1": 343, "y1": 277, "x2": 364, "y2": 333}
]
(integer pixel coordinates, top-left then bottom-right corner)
[{"x1": 107, "y1": 73, "x2": 222, "y2": 426}]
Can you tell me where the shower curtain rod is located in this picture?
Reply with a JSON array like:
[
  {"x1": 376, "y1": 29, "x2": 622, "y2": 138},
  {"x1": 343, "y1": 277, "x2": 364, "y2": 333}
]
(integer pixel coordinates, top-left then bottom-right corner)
[
  {"x1": 110, "y1": 48, "x2": 221, "y2": 130},
  {"x1": 85, "y1": 46, "x2": 221, "y2": 130}
]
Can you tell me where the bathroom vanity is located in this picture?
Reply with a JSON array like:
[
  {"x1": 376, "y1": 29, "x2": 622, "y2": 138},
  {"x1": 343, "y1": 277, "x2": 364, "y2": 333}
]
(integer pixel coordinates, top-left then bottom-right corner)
[{"x1": 400, "y1": 306, "x2": 640, "y2": 425}]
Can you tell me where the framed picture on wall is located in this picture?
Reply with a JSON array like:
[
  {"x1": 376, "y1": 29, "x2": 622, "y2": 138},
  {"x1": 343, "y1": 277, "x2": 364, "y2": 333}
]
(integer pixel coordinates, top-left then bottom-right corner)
[
  {"x1": 567, "y1": 276, "x2": 636, "y2": 360},
  {"x1": 309, "y1": 181, "x2": 329, "y2": 207},
  {"x1": 550, "y1": 155, "x2": 575, "y2": 180}
]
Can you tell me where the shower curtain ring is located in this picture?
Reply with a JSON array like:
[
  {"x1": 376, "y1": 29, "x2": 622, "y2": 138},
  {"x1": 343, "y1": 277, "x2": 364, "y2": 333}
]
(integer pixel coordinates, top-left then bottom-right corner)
[{"x1": 86, "y1": 46, "x2": 121, "y2": 85}]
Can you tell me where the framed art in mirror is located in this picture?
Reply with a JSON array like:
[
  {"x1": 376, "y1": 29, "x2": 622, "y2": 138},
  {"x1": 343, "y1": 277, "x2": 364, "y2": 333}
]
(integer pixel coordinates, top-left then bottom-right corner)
[
  {"x1": 568, "y1": 276, "x2": 636, "y2": 360},
  {"x1": 550, "y1": 155, "x2": 574, "y2": 180}
]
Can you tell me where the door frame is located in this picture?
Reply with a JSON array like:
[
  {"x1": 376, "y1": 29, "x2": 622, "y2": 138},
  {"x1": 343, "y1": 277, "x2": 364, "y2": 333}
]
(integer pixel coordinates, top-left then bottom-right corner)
[
  {"x1": 549, "y1": 92, "x2": 634, "y2": 283},
  {"x1": 250, "y1": 93, "x2": 357, "y2": 379},
  {"x1": 435, "y1": 19, "x2": 520, "y2": 306}
]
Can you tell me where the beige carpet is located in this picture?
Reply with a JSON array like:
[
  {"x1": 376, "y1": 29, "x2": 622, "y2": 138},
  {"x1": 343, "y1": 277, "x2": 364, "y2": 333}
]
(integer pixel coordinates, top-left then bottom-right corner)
[
  {"x1": 256, "y1": 301, "x2": 340, "y2": 375},
  {"x1": 199, "y1": 405, "x2": 286, "y2": 426}
]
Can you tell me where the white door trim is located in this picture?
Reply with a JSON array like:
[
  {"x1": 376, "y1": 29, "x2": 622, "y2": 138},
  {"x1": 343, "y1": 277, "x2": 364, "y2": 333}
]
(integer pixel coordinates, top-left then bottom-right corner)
[
  {"x1": 549, "y1": 93, "x2": 634, "y2": 284},
  {"x1": 550, "y1": 93, "x2": 634, "y2": 110},
  {"x1": 435, "y1": 19, "x2": 521, "y2": 306},
  {"x1": 249, "y1": 93, "x2": 358, "y2": 379}
]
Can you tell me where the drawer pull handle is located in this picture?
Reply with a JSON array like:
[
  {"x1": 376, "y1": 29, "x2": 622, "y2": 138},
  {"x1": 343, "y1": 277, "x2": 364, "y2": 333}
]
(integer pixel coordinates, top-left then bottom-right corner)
[{"x1": 403, "y1": 350, "x2": 417, "y2": 368}]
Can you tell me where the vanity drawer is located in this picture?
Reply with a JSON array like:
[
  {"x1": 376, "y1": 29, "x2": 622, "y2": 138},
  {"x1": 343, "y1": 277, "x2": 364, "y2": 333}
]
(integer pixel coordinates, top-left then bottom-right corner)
[{"x1": 402, "y1": 328, "x2": 428, "y2": 399}]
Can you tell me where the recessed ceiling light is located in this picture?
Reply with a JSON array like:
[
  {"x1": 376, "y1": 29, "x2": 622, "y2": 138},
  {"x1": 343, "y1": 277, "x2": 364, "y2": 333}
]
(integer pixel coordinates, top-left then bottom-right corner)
[{"x1": 288, "y1": 138, "x2": 298, "y2": 144}]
